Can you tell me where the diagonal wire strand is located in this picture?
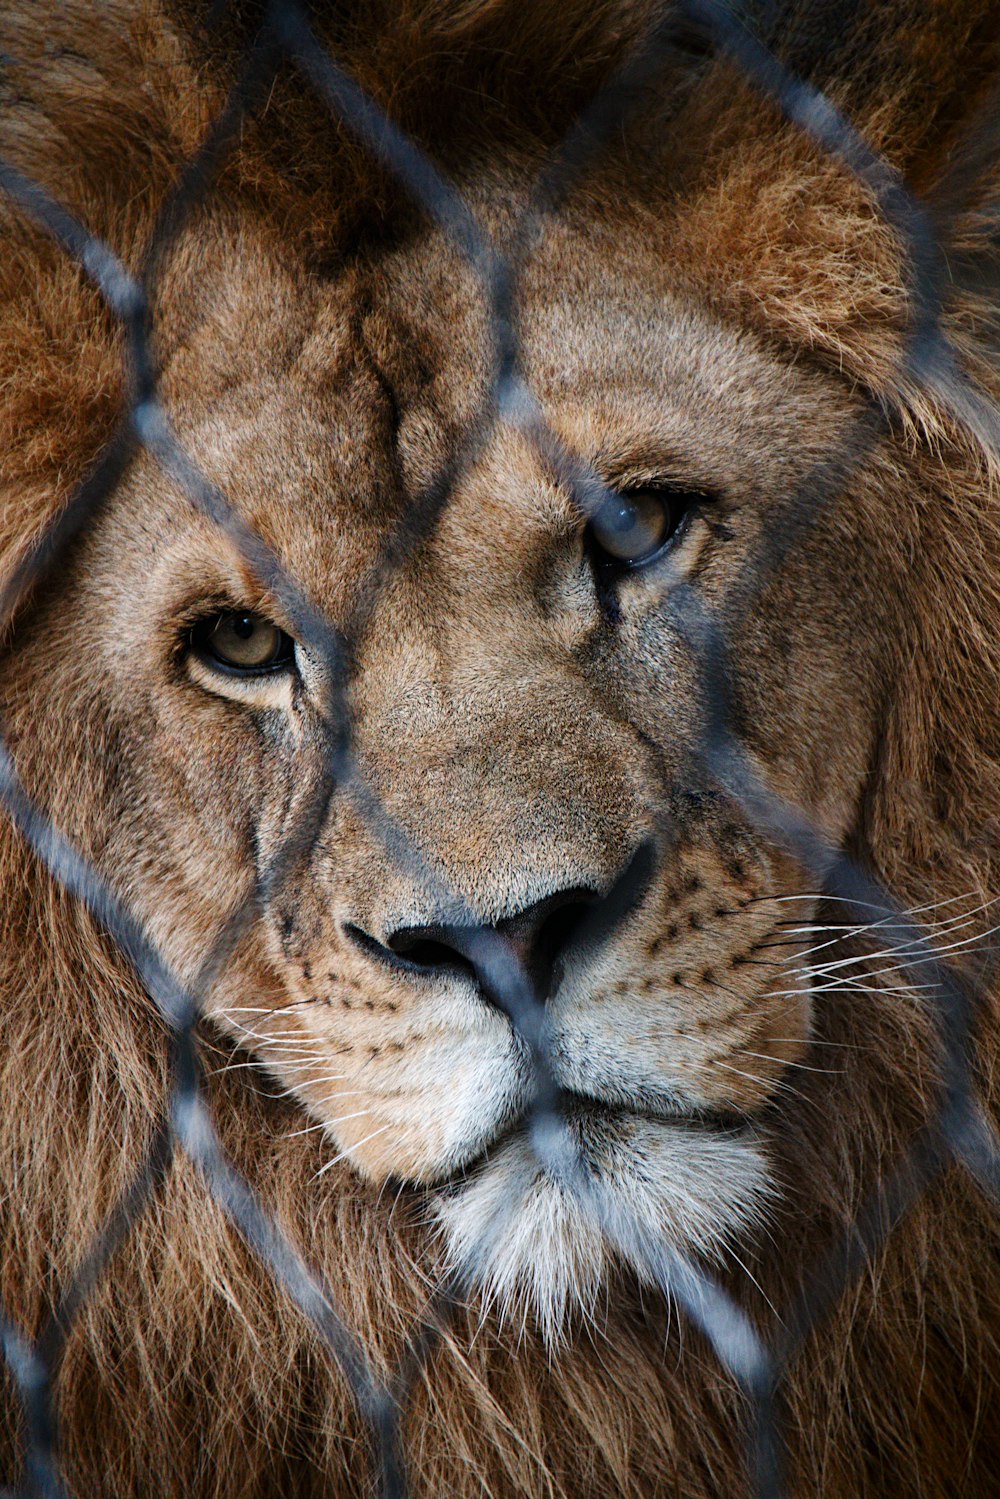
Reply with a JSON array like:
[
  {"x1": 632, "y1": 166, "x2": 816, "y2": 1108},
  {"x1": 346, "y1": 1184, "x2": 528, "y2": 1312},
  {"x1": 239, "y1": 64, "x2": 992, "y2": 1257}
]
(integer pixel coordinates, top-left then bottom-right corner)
[{"x1": 0, "y1": 5, "x2": 998, "y2": 1499}]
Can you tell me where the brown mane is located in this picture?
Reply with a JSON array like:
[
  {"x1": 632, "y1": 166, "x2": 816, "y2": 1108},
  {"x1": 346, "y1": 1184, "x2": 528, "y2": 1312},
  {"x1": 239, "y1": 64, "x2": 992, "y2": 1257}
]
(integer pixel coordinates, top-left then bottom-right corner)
[{"x1": 1, "y1": 3, "x2": 998, "y2": 1495}]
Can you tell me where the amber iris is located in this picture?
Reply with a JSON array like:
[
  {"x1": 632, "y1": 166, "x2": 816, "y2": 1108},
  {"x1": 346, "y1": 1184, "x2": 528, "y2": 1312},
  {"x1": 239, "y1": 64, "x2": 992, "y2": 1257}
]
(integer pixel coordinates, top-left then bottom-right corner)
[{"x1": 193, "y1": 611, "x2": 294, "y2": 673}]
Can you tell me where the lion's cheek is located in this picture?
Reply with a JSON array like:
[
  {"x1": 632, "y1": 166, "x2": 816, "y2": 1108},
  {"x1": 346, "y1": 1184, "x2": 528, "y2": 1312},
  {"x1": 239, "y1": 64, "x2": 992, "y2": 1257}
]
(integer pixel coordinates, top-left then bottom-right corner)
[
  {"x1": 547, "y1": 978, "x2": 813, "y2": 1115},
  {"x1": 275, "y1": 1031, "x2": 529, "y2": 1186}
]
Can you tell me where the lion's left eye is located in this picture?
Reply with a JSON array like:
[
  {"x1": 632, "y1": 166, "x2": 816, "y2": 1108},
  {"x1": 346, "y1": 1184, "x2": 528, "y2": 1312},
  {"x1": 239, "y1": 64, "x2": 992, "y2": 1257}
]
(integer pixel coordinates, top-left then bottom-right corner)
[
  {"x1": 587, "y1": 487, "x2": 690, "y2": 568},
  {"x1": 191, "y1": 611, "x2": 295, "y2": 674}
]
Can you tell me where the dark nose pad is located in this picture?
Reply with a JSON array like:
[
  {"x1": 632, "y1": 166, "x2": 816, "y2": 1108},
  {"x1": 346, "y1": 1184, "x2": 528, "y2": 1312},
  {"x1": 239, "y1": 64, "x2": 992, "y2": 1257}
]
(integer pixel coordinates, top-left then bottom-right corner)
[
  {"x1": 346, "y1": 842, "x2": 655, "y2": 1008},
  {"x1": 382, "y1": 886, "x2": 600, "y2": 1002}
]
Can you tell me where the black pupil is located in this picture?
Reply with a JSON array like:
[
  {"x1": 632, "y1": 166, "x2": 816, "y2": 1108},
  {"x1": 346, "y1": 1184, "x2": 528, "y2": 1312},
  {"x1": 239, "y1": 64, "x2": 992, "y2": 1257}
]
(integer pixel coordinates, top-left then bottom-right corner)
[{"x1": 232, "y1": 615, "x2": 256, "y2": 639}]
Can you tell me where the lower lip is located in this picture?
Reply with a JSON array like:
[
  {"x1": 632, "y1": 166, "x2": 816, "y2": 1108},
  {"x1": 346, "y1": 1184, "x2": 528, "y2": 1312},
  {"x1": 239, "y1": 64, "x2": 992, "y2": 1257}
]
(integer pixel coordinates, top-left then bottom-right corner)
[
  {"x1": 561, "y1": 1094, "x2": 751, "y2": 1137},
  {"x1": 434, "y1": 1097, "x2": 753, "y2": 1190}
]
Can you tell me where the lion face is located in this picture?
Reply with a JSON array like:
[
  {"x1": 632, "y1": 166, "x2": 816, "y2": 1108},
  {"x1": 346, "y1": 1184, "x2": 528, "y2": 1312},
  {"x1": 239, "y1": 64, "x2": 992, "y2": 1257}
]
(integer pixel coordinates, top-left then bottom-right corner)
[{"x1": 7, "y1": 192, "x2": 908, "y2": 1334}]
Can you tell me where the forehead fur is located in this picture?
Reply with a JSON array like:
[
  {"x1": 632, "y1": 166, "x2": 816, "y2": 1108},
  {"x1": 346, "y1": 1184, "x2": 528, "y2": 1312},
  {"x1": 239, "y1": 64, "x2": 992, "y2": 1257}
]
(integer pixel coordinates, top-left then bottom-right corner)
[{"x1": 2, "y1": 0, "x2": 999, "y2": 554}]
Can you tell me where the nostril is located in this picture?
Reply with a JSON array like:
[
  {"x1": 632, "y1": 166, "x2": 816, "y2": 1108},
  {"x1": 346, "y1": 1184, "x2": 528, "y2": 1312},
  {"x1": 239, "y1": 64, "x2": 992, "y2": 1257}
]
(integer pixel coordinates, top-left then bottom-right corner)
[
  {"x1": 344, "y1": 921, "x2": 478, "y2": 981},
  {"x1": 533, "y1": 897, "x2": 594, "y2": 972},
  {"x1": 385, "y1": 929, "x2": 479, "y2": 982},
  {"x1": 388, "y1": 935, "x2": 453, "y2": 967},
  {"x1": 494, "y1": 886, "x2": 601, "y2": 998}
]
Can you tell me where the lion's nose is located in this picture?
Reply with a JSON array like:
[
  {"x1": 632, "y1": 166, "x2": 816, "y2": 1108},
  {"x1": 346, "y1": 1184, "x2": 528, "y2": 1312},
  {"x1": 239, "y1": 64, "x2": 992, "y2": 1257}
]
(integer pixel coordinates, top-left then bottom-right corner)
[{"x1": 352, "y1": 886, "x2": 600, "y2": 1002}]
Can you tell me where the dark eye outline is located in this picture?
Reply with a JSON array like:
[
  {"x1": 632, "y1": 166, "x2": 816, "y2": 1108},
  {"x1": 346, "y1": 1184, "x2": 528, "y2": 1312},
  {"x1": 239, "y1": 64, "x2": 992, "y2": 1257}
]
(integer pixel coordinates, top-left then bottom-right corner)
[
  {"x1": 189, "y1": 610, "x2": 296, "y2": 677},
  {"x1": 585, "y1": 484, "x2": 708, "y2": 574}
]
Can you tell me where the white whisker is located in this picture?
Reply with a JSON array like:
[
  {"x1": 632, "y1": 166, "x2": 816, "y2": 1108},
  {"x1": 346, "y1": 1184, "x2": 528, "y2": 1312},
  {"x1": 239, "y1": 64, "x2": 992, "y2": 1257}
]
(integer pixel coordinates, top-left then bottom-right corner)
[
  {"x1": 286, "y1": 1108, "x2": 373, "y2": 1137},
  {"x1": 314, "y1": 1123, "x2": 394, "y2": 1178},
  {"x1": 739, "y1": 1050, "x2": 845, "y2": 1075}
]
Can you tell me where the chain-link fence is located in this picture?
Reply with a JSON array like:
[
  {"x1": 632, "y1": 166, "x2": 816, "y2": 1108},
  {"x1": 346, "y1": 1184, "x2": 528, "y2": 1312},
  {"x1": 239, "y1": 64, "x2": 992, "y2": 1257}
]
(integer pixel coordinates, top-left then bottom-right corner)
[{"x1": 1, "y1": 1, "x2": 999, "y2": 1495}]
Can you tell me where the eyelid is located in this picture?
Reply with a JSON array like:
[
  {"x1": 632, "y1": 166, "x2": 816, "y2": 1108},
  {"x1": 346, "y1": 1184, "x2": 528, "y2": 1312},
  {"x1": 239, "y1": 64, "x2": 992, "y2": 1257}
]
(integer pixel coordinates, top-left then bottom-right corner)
[
  {"x1": 172, "y1": 585, "x2": 291, "y2": 625},
  {"x1": 611, "y1": 476, "x2": 714, "y2": 502},
  {"x1": 185, "y1": 647, "x2": 298, "y2": 709},
  {"x1": 192, "y1": 647, "x2": 294, "y2": 678}
]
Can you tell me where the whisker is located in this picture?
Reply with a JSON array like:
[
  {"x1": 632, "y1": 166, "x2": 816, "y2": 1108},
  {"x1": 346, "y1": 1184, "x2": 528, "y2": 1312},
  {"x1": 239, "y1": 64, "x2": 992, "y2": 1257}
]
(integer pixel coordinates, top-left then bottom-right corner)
[
  {"x1": 284, "y1": 1108, "x2": 374, "y2": 1138},
  {"x1": 314, "y1": 1123, "x2": 395, "y2": 1179},
  {"x1": 724, "y1": 1243, "x2": 782, "y2": 1322},
  {"x1": 777, "y1": 897, "x2": 999, "y2": 962},
  {"x1": 740, "y1": 956, "x2": 798, "y2": 967},
  {"x1": 792, "y1": 919, "x2": 1000, "y2": 978},
  {"x1": 206, "y1": 1057, "x2": 328, "y2": 1077},
  {"x1": 225, "y1": 1030, "x2": 325, "y2": 1049},
  {"x1": 768, "y1": 980, "x2": 941, "y2": 1000},
  {"x1": 739, "y1": 1050, "x2": 845, "y2": 1075},
  {"x1": 768, "y1": 895, "x2": 997, "y2": 966},
  {"x1": 771, "y1": 1036, "x2": 866, "y2": 1049},
  {"x1": 711, "y1": 1060, "x2": 785, "y2": 1088},
  {"x1": 795, "y1": 964, "x2": 943, "y2": 991},
  {"x1": 222, "y1": 997, "x2": 330, "y2": 1018}
]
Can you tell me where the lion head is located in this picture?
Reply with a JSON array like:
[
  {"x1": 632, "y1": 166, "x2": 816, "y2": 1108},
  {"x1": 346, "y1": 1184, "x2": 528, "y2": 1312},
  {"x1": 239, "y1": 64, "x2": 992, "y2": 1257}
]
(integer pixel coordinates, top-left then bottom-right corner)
[{"x1": 1, "y1": 2, "x2": 998, "y2": 1495}]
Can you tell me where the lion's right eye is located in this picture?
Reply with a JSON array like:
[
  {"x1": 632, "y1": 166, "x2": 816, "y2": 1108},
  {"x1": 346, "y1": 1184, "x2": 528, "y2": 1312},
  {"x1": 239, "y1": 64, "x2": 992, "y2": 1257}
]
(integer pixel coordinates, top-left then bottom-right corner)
[
  {"x1": 586, "y1": 484, "x2": 704, "y2": 572},
  {"x1": 191, "y1": 611, "x2": 295, "y2": 675}
]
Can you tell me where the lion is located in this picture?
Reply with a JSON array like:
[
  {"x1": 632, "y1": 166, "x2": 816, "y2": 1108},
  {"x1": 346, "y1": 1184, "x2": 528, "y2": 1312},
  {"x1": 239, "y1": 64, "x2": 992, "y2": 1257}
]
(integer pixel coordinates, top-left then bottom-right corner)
[{"x1": 1, "y1": 1, "x2": 998, "y2": 1495}]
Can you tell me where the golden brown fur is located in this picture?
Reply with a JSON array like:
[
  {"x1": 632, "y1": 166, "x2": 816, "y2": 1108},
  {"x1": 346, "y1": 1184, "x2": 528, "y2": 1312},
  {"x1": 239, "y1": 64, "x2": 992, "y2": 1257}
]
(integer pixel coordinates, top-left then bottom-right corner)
[{"x1": 1, "y1": 2, "x2": 999, "y2": 1495}]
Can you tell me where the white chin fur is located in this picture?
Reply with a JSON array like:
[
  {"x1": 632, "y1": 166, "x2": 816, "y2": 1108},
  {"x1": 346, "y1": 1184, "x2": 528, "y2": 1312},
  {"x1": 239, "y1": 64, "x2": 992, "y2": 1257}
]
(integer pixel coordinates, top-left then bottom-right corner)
[{"x1": 431, "y1": 1112, "x2": 771, "y2": 1347}]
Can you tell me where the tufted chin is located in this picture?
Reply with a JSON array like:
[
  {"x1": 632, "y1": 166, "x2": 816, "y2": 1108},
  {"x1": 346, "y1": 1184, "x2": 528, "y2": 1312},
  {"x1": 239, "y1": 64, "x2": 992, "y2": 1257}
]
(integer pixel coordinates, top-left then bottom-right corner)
[{"x1": 431, "y1": 1105, "x2": 772, "y2": 1347}]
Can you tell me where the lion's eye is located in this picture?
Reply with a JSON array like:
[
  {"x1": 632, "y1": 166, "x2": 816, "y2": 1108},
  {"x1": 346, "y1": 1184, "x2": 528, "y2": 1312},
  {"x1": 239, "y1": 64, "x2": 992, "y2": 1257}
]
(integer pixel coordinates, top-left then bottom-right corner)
[
  {"x1": 191, "y1": 611, "x2": 295, "y2": 674},
  {"x1": 587, "y1": 487, "x2": 690, "y2": 568}
]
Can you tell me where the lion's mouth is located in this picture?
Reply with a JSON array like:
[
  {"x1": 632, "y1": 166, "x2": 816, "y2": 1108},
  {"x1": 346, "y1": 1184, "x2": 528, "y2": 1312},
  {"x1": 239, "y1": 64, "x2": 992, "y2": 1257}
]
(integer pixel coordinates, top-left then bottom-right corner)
[
  {"x1": 570, "y1": 1092, "x2": 750, "y2": 1134},
  {"x1": 434, "y1": 1090, "x2": 753, "y2": 1193}
]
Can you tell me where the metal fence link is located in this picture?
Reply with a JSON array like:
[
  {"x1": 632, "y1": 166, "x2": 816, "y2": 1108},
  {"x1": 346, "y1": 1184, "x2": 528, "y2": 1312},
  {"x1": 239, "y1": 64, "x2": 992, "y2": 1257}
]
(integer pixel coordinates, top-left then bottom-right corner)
[{"x1": 1, "y1": 2, "x2": 998, "y2": 1497}]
